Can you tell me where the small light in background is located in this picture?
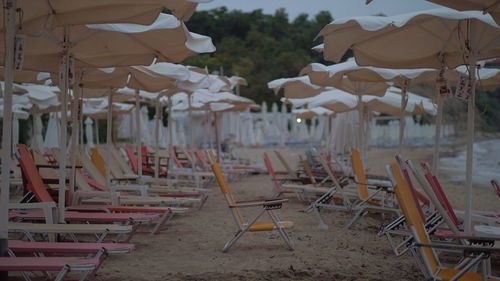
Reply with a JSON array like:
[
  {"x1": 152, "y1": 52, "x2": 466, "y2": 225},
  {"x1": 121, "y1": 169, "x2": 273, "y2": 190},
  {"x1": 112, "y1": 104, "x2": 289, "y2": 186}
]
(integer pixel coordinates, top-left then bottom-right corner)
[{"x1": 296, "y1": 118, "x2": 302, "y2": 123}]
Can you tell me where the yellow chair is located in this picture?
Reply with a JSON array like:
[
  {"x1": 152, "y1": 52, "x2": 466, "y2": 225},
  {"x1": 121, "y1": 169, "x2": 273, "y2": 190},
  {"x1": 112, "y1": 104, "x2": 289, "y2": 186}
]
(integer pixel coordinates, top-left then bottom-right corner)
[
  {"x1": 388, "y1": 163, "x2": 499, "y2": 281},
  {"x1": 345, "y1": 148, "x2": 399, "y2": 228},
  {"x1": 208, "y1": 150, "x2": 294, "y2": 252}
]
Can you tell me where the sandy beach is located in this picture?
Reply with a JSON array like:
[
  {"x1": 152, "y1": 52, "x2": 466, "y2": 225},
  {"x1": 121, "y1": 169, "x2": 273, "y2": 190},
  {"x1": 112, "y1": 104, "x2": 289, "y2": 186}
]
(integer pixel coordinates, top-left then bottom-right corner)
[{"x1": 90, "y1": 145, "x2": 499, "y2": 281}]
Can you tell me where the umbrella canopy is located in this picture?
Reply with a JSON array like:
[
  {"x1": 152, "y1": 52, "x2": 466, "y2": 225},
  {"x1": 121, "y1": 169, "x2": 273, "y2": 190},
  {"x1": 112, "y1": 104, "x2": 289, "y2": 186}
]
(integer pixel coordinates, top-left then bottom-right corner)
[
  {"x1": 0, "y1": 68, "x2": 50, "y2": 84},
  {"x1": 318, "y1": 8, "x2": 500, "y2": 68},
  {"x1": 426, "y1": 0, "x2": 500, "y2": 25},
  {"x1": 0, "y1": 0, "x2": 208, "y2": 36},
  {"x1": 363, "y1": 87, "x2": 437, "y2": 116},
  {"x1": 1, "y1": 13, "x2": 215, "y2": 72},
  {"x1": 293, "y1": 107, "x2": 335, "y2": 119},
  {"x1": 268, "y1": 76, "x2": 325, "y2": 98},
  {"x1": 283, "y1": 89, "x2": 358, "y2": 113}
]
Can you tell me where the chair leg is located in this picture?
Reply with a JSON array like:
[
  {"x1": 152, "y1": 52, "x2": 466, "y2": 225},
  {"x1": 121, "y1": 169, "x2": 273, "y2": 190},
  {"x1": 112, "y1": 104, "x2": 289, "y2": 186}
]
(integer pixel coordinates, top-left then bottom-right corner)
[
  {"x1": 222, "y1": 230, "x2": 246, "y2": 253},
  {"x1": 346, "y1": 208, "x2": 366, "y2": 229},
  {"x1": 151, "y1": 210, "x2": 174, "y2": 235},
  {"x1": 313, "y1": 206, "x2": 329, "y2": 229},
  {"x1": 268, "y1": 210, "x2": 294, "y2": 250}
]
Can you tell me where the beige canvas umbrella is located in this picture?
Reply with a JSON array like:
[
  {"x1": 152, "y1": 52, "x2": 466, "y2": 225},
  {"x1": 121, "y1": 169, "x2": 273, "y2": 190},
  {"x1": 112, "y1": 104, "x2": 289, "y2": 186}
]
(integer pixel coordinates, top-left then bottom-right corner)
[
  {"x1": 317, "y1": 8, "x2": 500, "y2": 233},
  {"x1": 268, "y1": 76, "x2": 326, "y2": 98},
  {"x1": 301, "y1": 60, "x2": 438, "y2": 154},
  {"x1": 426, "y1": 0, "x2": 500, "y2": 25},
  {"x1": 301, "y1": 62, "x2": 389, "y2": 160}
]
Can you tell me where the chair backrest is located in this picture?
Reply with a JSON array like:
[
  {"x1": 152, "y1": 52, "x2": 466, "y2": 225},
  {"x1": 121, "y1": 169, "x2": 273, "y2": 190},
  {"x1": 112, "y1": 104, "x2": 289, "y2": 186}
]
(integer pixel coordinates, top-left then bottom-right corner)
[
  {"x1": 389, "y1": 163, "x2": 439, "y2": 275},
  {"x1": 50, "y1": 149, "x2": 92, "y2": 192},
  {"x1": 97, "y1": 146, "x2": 124, "y2": 178},
  {"x1": 317, "y1": 154, "x2": 342, "y2": 189},
  {"x1": 90, "y1": 147, "x2": 106, "y2": 177},
  {"x1": 16, "y1": 144, "x2": 54, "y2": 203},
  {"x1": 394, "y1": 155, "x2": 428, "y2": 222},
  {"x1": 420, "y1": 162, "x2": 460, "y2": 227},
  {"x1": 123, "y1": 144, "x2": 139, "y2": 174},
  {"x1": 263, "y1": 152, "x2": 283, "y2": 192},
  {"x1": 110, "y1": 146, "x2": 135, "y2": 176},
  {"x1": 208, "y1": 150, "x2": 243, "y2": 227},
  {"x1": 300, "y1": 155, "x2": 317, "y2": 184},
  {"x1": 274, "y1": 150, "x2": 296, "y2": 178},
  {"x1": 76, "y1": 150, "x2": 107, "y2": 186},
  {"x1": 350, "y1": 148, "x2": 369, "y2": 200},
  {"x1": 194, "y1": 150, "x2": 211, "y2": 170}
]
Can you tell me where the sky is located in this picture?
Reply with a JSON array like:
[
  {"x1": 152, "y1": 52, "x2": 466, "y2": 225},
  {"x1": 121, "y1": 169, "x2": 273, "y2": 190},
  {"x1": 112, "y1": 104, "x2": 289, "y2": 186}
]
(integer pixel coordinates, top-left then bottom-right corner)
[{"x1": 197, "y1": 0, "x2": 442, "y2": 20}]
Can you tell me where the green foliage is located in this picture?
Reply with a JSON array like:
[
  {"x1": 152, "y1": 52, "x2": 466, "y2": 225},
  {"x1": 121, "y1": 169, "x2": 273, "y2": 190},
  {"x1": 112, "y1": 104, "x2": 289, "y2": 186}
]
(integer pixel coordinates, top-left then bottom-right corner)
[{"x1": 182, "y1": 8, "x2": 333, "y2": 105}]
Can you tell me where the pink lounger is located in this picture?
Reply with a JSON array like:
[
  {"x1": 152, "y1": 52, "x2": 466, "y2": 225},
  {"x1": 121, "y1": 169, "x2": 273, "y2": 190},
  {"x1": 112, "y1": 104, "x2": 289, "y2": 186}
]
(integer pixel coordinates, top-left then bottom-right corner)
[
  {"x1": 0, "y1": 256, "x2": 102, "y2": 281},
  {"x1": 9, "y1": 240, "x2": 135, "y2": 254},
  {"x1": 9, "y1": 210, "x2": 159, "y2": 223}
]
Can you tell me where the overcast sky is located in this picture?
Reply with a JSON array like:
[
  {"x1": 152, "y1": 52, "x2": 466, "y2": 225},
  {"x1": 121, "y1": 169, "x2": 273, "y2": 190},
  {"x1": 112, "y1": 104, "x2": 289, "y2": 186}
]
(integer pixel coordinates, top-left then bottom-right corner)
[{"x1": 197, "y1": 0, "x2": 442, "y2": 20}]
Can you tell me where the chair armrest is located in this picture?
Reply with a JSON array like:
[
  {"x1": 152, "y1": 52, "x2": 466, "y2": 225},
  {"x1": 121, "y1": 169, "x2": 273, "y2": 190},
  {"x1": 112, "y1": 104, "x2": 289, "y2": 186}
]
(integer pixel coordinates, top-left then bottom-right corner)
[
  {"x1": 230, "y1": 198, "x2": 288, "y2": 208},
  {"x1": 42, "y1": 178, "x2": 69, "y2": 184},
  {"x1": 414, "y1": 242, "x2": 500, "y2": 252},
  {"x1": 36, "y1": 164, "x2": 83, "y2": 169},
  {"x1": 431, "y1": 234, "x2": 500, "y2": 242}
]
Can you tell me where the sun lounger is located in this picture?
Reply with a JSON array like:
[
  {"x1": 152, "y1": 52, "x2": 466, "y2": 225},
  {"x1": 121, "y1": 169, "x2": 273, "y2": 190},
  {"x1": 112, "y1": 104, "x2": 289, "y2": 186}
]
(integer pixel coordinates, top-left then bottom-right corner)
[
  {"x1": 0, "y1": 256, "x2": 103, "y2": 281},
  {"x1": 17, "y1": 144, "x2": 186, "y2": 234},
  {"x1": 209, "y1": 150, "x2": 294, "y2": 252},
  {"x1": 8, "y1": 222, "x2": 133, "y2": 243},
  {"x1": 9, "y1": 240, "x2": 135, "y2": 255},
  {"x1": 387, "y1": 162, "x2": 500, "y2": 281}
]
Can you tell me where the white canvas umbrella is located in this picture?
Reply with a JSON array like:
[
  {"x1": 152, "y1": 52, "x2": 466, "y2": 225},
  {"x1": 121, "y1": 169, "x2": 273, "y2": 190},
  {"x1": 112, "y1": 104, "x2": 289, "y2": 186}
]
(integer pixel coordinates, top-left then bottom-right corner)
[
  {"x1": 302, "y1": 60, "x2": 438, "y2": 154},
  {"x1": 84, "y1": 117, "x2": 95, "y2": 147},
  {"x1": 317, "y1": 8, "x2": 500, "y2": 233},
  {"x1": 426, "y1": 0, "x2": 500, "y2": 24}
]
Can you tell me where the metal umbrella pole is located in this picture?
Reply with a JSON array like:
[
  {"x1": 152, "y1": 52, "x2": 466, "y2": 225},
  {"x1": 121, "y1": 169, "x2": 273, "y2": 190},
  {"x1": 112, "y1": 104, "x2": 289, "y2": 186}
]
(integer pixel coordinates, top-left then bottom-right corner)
[
  {"x1": 134, "y1": 89, "x2": 142, "y2": 179},
  {"x1": 0, "y1": 0, "x2": 16, "y2": 275},
  {"x1": 154, "y1": 97, "x2": 161, "y2": 178},
  {"x1": 106, "y1": 89, "x2": 113, "y2": 189},
  {"x1": 432, "y1": 93, "x2": 444, "y2": 175},
  {"x1": 398, "y1": 82, "x2": 409, "y2": 155},
  {"x1": 68, "y1": 84, "x2": 81, "y2": 196},
  {"x1": 167, "y1": 95, "x2": 174, "y2": 170},
  {"x1": 57, "y1": 26, "x2": 70, "y2": 223}
]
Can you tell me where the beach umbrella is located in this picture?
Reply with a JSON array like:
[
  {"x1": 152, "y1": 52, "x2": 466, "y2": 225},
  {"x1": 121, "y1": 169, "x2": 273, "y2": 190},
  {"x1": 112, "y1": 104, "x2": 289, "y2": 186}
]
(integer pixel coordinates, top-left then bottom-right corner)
[
  {"x1": 317, "y1": 8, "x2": 500, "y2": 233},
  {"x1": 301, "y1": 62, "x2": 390, "y2": 160},
  {"x1": 268, "y1": 76, "x2": 325, "y2": 98},
  {"x1": 302, "y1": 60, "x2": 439, "y2": 154},
  {"x1": 293, "y1": 107, "x2": 335, "y2": 119},
  {"x1": 426, "y1": 0, "x2": 500, "y2": 24}
]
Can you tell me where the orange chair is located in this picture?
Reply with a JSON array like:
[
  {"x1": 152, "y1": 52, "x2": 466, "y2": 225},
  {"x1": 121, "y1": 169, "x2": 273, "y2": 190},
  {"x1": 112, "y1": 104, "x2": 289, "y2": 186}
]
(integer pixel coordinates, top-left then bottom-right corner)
[
  {"x1": 209, "y1": 150, "x2": 294, "y2": 252},
  {"x1": 388, "y1": 163, "x2": 500, "y2": 281}
]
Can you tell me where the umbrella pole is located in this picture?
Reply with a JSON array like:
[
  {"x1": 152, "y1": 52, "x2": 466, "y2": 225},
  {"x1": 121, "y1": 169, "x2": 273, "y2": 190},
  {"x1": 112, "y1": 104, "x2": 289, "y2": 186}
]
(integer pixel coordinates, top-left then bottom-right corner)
[
  {"x1": 135, "y1": 89, "x2": 142, "y2": 179},
  {"x1": 432, "y1": 93, "x2": 443, "y2": 175},
  {"x1": 106, "y1": 89, "x2": 113, "y2": 189},
  {"x1": 357, "y1": 95, "x2": 365, "y2": 162},
  {"x1": 187, "y1": 93, "x2": 194, "y2": 149},
  {"x1": 398, "y1": 83, "x2": 409, "y2": 155},
  {"x1": 94, "y1": 118, "x2": 99, "y2": 145},
  {"x1": 68, "y1": 85, "x2": 81, "y2": 196},
  {"x1": 0, "y1": 0, "x2": 17, "y2": 272},
  {"x1": 57, "y1": 26, "x2": 70, "y2": 223},
  {"x1": 213, "y1": 111, "x2": 221, "y2": 162},
  {"x1": 154, "y1": 98, "x2": 160, "y2": 178},
  {"x1": 167, "y1": 96, "x2": 173, "y2": 170},
  {"x1": 464, "y1": 56, "x2": 477, "y2": 235}
]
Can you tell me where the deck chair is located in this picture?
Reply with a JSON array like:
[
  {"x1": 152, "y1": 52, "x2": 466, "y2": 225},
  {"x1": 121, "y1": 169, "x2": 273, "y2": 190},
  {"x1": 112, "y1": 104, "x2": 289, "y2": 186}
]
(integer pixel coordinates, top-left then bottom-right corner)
[
  {"x1": 209, "y1": 150, "x2": 294, "y2": 252},
  {"x1": 263, "y1": 152, "x2": 297, "y2": 197},
  {"x1": 52, "y1": 148, "x2": 198, "y2": 205},
  {"x1": 416, "y1": 161, "x2": 500, "y2": 226},
  {"x1": 9, "y1": 240, "x2": 135, "y2": 255},
  {"x1": 18, "y1": 145, "x2": 184, "y2": 235},
  {"x1": 0, "y1": 256, "x2": 104, "y2": 281},
  {"x1": 388, "y1": 162, "x2": 500, "y2": 281},
  {"x1": 273, "y1": 150, "x2": 298, "y2": 178},
  {"x1": 491, "y1": 180, "x2": 500, "y2": 198},
  {"x1": 343, "y1": 148, "x2": 399, "y2": 228}
]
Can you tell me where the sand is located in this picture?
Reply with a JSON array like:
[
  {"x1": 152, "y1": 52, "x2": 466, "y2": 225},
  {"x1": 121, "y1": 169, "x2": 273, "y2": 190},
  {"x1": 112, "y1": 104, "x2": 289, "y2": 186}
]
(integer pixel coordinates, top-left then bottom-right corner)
[{"x1": 88, "y1": 146, "x2": 499, "y2": 281}]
